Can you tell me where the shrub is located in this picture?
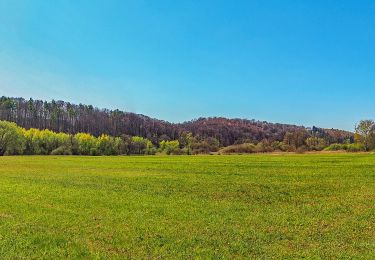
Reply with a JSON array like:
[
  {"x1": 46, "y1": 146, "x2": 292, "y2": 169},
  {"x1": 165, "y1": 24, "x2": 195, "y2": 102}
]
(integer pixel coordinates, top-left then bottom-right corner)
[
  {"x1": 97, "y1": 134, "x2": 121, "y2": 155},
  {"x1": 51, "y1": 146, "x2": 72, "y2": 155},
  {"x1": 159, "y1": 140, "x2": 181, "y2": 155},
  {"x1": 0, "y1": 121, "x2": 25, "y2": 155},
  {"x1": 271, "y1": 141, "x2": 284, "y2": 151},
  {"x1": 346, "y1": 143, "x2": 365, "y2": 152},
  {"x1": 130, "y1": 136, "x2": 154, "y2": 155},
  {"x1": 281, "y1": 144, "x2": 296, "y2": 152},
  {"x1": 296, "y1": 146, "x2": 307, "y2": 154},
  {"x1": 74, "y1": 133, "x2": 98, "y2": 155},
  {"x1": 219, "y1": 143, "x2": 256, "y2": 154},
  {"x1": 191, "y1": 137, "x2": 220, "y2": 154},
  {"x1": 324, "y1": 143, "x2": 365, "y2": 152},
  {"x1": 324, "y1": 143, "x2": 346, "y2": 151},
  {"x1": 145, "y1": 146, "x2": 157, "y2": 155},
  {"x1": 255, "y1": 140, "x2": 274, "y2": 153},
  {"x1": 90, "y1": 148, "x2": 100, "y2": 156},
  {"x1": 305, "y1": 137, "x2": 326, "y2": 151}
]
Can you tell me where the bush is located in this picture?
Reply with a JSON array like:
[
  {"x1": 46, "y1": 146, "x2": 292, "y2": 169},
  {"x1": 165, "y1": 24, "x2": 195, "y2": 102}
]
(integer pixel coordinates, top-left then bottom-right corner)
[
  {"x1": 324, "y1": 143, "x2": 346, "y2": 151},
  {"x1": 305, "y1": 137, "x2": 326, "y2": 151},
  {"x1": 130, "y1": 136, "x2": 155, "y2": 155},
  {"x1": 97, "y1": 135, "x2": 122, "y2": 155},
  {"x1": 145, "y1": 146, "x2": 157, "y2": 155},
  {"x1": 159, "y1": 140, "x2": 181, "y2": 155},
  {"x1": 219, "y1": 143, "x2": 256, "y2": 154},
  {"x1": 346, "y1": 143, "x2": 365, "y2": 152},
  {"x1": 51, "y1": 146, "x2": 72, "y2": 155},
  {"x1": 191, "y1": 137, "x2": 220, "y2": 154},
  {"x1": 74, "y1": 133, "x2": 98, "y2": 155},
  {"x1": 296, "y1": 146, "x2": 307, "y2": 154},
  {"x1": 281, "y1": 144, "x2": 296, "y2": 152},
  {"x1": 271, "y1": 141, "x2": 284, "y2": 151},
  {"x1": 255, "y1": 140, "x2": 274, "y2": 153},
  {"x1": 0, "y1": 121, "x2": 25, "y2": 155},
  {"x1": 90, "y1": 148, "x2": 99, "y2": 156},
  {"x1": 324, "y1": 143, "x2": 365, "y2": 152}
]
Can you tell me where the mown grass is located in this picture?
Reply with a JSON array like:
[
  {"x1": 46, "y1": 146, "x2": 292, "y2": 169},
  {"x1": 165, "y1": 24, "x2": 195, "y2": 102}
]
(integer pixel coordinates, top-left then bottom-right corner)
[{"x1": 0, "y1": 154, "x2": 374, "y2": 258}]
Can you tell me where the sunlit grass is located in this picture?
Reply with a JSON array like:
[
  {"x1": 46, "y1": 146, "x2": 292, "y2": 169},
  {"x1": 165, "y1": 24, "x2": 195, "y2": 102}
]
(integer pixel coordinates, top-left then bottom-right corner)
[{"x1": 0, "y1": 154, "x2": 374, "y2": 258}]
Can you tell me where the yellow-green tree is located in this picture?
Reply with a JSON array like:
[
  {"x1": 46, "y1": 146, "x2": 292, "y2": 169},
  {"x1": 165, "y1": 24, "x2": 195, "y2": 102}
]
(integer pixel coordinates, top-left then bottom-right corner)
[
  {"x1": 305, "y1": 137, "x2": 326, "y2": 151},
  {"x1": 159, "y1": 140, "x2": 180, "y2": 155},
  {"x1": 0, "y1": 121, "x2": 25, "y2": 155},
  {"x1": 74, "y1": 133, "x2": 99, "y2": 155}
]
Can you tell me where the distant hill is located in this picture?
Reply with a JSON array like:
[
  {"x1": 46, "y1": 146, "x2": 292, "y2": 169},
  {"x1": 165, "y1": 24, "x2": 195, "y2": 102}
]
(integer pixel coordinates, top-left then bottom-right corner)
[
  {"x1": 180, "y1": 117, "x2": 305, "y2": 146},
  {"x1": 0, "y1": 96, "x2": 353, "y2": 146}
]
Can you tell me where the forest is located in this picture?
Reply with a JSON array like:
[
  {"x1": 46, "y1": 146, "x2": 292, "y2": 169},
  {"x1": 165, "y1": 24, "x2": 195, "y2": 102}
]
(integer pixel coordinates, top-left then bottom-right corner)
[{"x1": 1, "y1": 96, "x2": 374, "y2": 156}]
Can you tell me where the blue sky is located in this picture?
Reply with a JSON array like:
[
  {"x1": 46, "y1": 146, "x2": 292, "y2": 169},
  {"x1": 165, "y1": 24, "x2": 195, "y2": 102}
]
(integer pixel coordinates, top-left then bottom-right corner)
[{"x1": 0, "y1": 0, "x2": 374, "y2": 130}]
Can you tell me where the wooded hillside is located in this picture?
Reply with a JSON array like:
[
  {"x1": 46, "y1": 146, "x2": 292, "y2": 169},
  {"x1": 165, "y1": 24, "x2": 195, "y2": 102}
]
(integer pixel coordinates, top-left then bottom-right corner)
[{"x1": 0, "y1": 96, "x2": 353, "y2": 146}]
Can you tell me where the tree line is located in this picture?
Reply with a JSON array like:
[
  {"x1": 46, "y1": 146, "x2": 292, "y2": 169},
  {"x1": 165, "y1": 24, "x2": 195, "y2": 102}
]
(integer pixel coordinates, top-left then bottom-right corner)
[
  {"x1": 0, "y1": 97, "x2": 352, "y2": 148},
  {"x1": 3, "y1": 96, "x2": 368, "y2": 156},
  {"x1": 0, "y1": 120, "x2": 220, "y2": 156},
  {"x1": 1, "y1": 118, "x2": 372, "y2": 156}
]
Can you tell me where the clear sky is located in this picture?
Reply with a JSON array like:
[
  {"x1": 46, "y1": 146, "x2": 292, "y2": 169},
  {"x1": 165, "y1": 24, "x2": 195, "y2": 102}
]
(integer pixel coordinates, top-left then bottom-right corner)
[{"x1": 0, "y1": 0, "x2": 374, "y2": 130}]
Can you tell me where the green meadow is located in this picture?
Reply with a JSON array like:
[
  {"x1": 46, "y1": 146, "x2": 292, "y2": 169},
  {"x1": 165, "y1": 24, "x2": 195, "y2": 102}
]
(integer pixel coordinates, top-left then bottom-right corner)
[{"x1": 0, "y1": 154, "x2": 374, "y2": 258}]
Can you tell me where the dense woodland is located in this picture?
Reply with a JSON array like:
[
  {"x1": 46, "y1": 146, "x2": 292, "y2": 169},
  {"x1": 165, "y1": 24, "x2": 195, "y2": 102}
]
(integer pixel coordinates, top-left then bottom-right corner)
[{"x1": 2, "y1": 96, "x2": 372, "y2": 156}]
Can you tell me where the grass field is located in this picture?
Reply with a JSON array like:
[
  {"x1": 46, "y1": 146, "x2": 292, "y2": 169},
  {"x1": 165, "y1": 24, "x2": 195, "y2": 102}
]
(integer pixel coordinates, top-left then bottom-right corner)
[{"x1": 0, "y1": 154, "x2": 374, "y2": 258}]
